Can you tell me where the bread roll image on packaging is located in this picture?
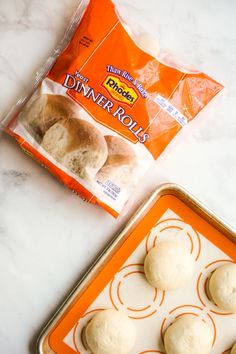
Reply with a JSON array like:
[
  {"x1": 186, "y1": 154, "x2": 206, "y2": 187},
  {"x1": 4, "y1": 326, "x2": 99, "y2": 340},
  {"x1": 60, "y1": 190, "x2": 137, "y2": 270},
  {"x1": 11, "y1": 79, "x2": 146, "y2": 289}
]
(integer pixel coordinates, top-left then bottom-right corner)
[
  {"x1": 42, "y1": 118, "x2": 108, "y2": 180},
  {"x1": 85, "y1": 309, "x2": 136, "y2": 354},
  {"x1": 208, "y1": 263, "x2": 236, "y2": 313},
  {"x1": 20, "y1": 94, "x2": 79, "y2": 143},
  {"x1": 3, "y1": 0, "x2": 224, "y2": 217},
  {"x1": 164, "y1": 316, "x2": 213, "y2": 354},
  {"x1": 96, "y1": 135, "x2": 137, "y2": 189}
]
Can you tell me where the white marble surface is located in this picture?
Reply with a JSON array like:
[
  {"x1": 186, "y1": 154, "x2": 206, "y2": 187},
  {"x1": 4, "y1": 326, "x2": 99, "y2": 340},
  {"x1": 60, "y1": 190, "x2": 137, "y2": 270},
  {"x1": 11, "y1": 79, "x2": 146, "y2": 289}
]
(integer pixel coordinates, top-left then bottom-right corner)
[{"x1": 0, "y1": 0, "x2": 236, "y2": 353}]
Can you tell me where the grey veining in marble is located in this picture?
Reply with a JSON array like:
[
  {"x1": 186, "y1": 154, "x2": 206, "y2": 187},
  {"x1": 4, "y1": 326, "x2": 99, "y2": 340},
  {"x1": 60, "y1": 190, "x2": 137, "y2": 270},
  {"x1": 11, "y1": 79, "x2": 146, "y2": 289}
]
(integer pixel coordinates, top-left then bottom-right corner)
[{"x1": 0, "y1": 0, "x2": 236, "y2": 353}]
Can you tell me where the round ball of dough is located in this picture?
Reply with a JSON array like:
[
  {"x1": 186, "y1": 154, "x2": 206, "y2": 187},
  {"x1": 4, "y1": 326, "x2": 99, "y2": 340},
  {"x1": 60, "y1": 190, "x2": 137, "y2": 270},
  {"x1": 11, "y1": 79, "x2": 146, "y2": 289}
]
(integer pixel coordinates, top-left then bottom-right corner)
[
  {"x1": 164, "y1": 316, "x2": 213, "y2": 354},
  {"x1": 21, "y1": 94, "x2": 79, "y2": 142},
  {"x1": 41, "y1": 118, "x2": 108, "y2": 180},
  {"x1": 209, "y1": 263, "x2": 236, "y2": 313},
  {"x1": 144, "y1": 242, "x2": 195, "y2": 290},
  {"x1": 231, "y1": 342, "x2": 236, "y2": 354},
  {"x1": 96, "y1": 136, "x2": 137, "y2": 188},
  {"x1": 85, "y1": 309, "x2": 136, "y2": 354}
]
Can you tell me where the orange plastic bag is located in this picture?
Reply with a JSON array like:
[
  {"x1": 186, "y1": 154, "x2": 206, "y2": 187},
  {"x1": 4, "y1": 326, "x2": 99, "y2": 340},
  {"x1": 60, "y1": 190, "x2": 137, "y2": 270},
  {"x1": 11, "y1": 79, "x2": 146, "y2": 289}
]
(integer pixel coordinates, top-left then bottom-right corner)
[{"x1": 4, "y1": 0, "x2": 223, "y2": 217}]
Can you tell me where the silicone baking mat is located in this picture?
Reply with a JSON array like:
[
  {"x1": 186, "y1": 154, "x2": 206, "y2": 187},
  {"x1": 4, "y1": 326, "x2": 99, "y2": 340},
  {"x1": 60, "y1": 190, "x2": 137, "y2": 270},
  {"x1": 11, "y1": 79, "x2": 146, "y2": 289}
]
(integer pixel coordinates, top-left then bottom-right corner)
[{"x1": 45, "y1": 194, "x2": 236, "y2": 354}]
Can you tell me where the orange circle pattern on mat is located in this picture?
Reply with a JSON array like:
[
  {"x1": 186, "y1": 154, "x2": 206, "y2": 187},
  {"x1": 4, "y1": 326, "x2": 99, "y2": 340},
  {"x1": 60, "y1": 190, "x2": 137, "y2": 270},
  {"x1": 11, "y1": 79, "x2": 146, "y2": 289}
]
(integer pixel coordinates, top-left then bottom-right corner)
[
  {"x1": 196, "y1": 259, "x2": 236, "y2": 315},
  {"x1": 47, "y1": 195, "x2": 236, "y2": 354},
  {"x1": 145, "y1": 218, "x2": 201, "y2": 261},
  {"x1": 72, "y1": 308, "x2": 105, "y2": 353},
  {"x1": 109, "y1": 264, "x2": 165, "y2": 319},
  {"x1": 160, "y1": 305, "x2": 217, "y2": 348}
]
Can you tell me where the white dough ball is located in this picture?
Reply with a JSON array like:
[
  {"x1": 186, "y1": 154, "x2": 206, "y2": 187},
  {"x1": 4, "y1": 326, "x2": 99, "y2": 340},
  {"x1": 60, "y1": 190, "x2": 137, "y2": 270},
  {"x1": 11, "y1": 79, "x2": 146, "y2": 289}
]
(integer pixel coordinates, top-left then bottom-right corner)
[
  {"x1": 144, "y1": 242, "x2": 195, "y2": 290},
  {"x1": 231, "y1": 342, "x2": 236, "y2": 354},
  {"x1": 85, "y1": 309, "x2": 136, "y2": 354},
  {"x1": 164, "y1": 316, "x2": 213, "y2": 354},
  {"x1": 209, "y1": 263, "x2": 236, "y2": 313}
]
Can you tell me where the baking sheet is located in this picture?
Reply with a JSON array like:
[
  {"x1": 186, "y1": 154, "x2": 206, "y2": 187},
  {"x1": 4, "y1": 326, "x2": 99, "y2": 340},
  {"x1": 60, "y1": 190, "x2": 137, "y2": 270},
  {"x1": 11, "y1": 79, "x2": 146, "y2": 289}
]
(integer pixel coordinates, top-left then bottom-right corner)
[
  {"x1": 63, "y1": 208, "x2": 236, "y2": 353},
  {"x1": 37, "y1": 185, "x2": 236, "y2": 354}
]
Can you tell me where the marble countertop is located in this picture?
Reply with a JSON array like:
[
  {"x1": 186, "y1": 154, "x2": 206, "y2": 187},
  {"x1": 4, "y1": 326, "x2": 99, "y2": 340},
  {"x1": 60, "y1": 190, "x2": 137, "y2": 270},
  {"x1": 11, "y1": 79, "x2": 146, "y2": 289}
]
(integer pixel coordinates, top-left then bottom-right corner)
[{"x1": 0, "y1": 0, "x2": 236, "y2": 353}]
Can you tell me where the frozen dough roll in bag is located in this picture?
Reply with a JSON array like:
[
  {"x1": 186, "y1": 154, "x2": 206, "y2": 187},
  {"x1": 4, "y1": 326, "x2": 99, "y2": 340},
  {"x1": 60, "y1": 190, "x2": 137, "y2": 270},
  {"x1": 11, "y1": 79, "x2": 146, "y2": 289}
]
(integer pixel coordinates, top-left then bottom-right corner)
[{"x1": 2, "y1": 0, "x2": 223, "y2": 217}]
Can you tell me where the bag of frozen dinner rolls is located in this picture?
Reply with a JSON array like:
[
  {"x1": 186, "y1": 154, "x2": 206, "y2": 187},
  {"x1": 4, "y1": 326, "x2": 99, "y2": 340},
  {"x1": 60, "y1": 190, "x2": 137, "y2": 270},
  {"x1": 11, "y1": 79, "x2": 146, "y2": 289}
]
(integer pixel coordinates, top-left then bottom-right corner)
[{"x1": 2, "y1": 0, "x2": 223, "y2": 217}]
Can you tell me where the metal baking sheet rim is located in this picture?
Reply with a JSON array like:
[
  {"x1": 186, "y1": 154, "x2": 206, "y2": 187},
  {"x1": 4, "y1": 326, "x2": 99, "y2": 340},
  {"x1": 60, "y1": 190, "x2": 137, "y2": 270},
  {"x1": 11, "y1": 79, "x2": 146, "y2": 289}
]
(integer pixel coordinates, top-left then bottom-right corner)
[{"x1": 36, "y1": 183, "x2": 236, "y2": 354}]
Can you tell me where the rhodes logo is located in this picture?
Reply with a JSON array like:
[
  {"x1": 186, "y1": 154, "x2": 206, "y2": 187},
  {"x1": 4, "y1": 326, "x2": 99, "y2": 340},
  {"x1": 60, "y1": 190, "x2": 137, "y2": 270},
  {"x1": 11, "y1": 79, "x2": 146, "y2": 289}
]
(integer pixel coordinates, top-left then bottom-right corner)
[{"x1": 102, "y1": 75, "x2": 138, "y2": 107}]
